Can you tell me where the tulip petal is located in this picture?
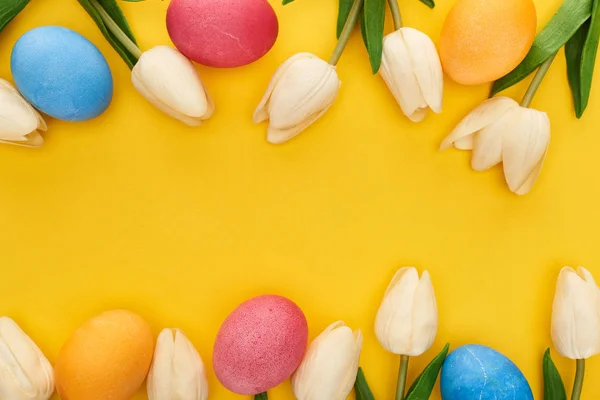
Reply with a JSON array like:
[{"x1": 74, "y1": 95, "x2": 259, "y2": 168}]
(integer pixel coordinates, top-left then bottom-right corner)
[
  {"x1": 552, "y1": 267, "x2": 600, "y2": 359},
  {"x1": 375, "y1": 267, "x2": 420, "y2": 355},
  {"x1": 440, "y1": 97, "x2": 519, "y2": 151},
  {"x1": 267, "y1": 102, "x2": 335, "y2": 144},
  {"x1": 502, "y1": 108, "x2": 550, "y2": 195},
  {"x1": 0, "y1": 79, "x2": 45, "y2": 140},
  {"x1": 292, "y1": 322, "x2": 362, "y2": 400},
  {"x1": 147, "y1": 329, "x2": 175, "y2": 400},
  {"x1": 253, "y1": 53, "x2": 317, "y2": 124},
  {"x1": 470, "y1": 109, "x2": 520, "y2": 171},
  {"x1": 380, "y1": 31, "x2": 428, "y2": 122},
  {"x1": 173, "y1": 329, "x2": 208, "y2": 400},
  {"x1": 132, "y1": 46, "x2": 212, "y2": 126},
  {"x1": 401, "y1": 28, "x2": 443, "y2": 115},
  {"x1": 0, "y1": 131, "x2": 44, "y2": 148},
  {"x1": 408, "y1": 271, "x2": 438, "y2": 356}
]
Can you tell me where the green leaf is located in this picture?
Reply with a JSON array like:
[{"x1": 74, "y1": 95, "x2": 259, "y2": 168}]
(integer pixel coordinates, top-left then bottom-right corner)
[
  {"x1": 363, "y1": 0, "x2": 385, "y2": 73},
  {"x1": 419, "y1": 0, "x2": 435, "y2": 8},
  {"x1": 337, "y1": 0, "x2": 354, "y2": 38},
  {"x1": 282, "y1": 0, "x2": 294, "y2": 4},
  {"x1": 254, "y1": 393, "x2": 268, "y2": 400},
  {"x1": 0, "y1": 0, "x2": 29, "y2": 33},
  {"x1": 355, "y1": 367, "x2": 375, "y2": 400},
  {"x1": 578, "y1": 0, "x2": 600, "y2": 116},
  {"x1": 77, "y1": 0, "x2": 139, "y2": 68},
  {"x1": 543, "y1": 348, "x2": 567, "y2": 400},
  {"x1": 491, "y1": 0, "x2": 593, "y2": 96},
  {"x1": 405, "y1": 344, "x2": 450, "y2": 400},
  {"x1": 566, "y1": 19, "x2": 590, "y2": 117},
  {"x1": 122, "y1": 0, "x2": 144, "y2": 2}
]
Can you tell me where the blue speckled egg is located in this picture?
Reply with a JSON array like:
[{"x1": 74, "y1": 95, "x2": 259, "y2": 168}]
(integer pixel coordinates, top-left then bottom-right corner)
[
  {"x1": 441, "y1": 345, "x2": 533, "y2": 400},
  {"x1": 11, "y1": 26, "x2": 113, "y2": 122}
]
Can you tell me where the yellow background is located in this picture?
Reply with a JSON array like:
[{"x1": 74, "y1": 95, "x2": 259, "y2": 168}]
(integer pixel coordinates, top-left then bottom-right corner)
[{"x1": 0, "y1": 0, "x2": 598, "y2": 398}]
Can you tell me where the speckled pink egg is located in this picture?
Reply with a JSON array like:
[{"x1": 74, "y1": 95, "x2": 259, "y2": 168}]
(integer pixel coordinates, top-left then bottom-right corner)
[
  {"x1": 213, "y1": 295, "x2": 308, "y2": 394},
  {"x1": 166, "y1": 0, "x2": 279, "y2": 68}
]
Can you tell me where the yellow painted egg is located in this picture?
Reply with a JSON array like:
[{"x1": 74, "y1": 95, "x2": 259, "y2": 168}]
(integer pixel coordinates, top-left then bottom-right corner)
[
  {"x1": 439, "y1": 0, "x2": 537, "y2": 85},
  {"x1": 55, "y1": 309, "x2": 154, "y2": 400}
]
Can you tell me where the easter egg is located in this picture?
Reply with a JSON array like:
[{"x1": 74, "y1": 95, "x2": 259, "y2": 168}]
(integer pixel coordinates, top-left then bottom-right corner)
[
  {"x1": 213, "y1": 295, "x2": 308, "y2": 394},
  {"x1": 441, "y1": 345, "x2": 534, "y2": 400},
  {"x1": 10, "y1": 26, "x2": 113, "y2": 121},
  {"x1": 439, "y1": 0, "x2": 537, "y2": 85},
  {"x1": 166, "y1": 0, "x2": 279, "y2": 68},
  {"x1": 55, "y1": 310, "x2": 154, "y2": 400}
]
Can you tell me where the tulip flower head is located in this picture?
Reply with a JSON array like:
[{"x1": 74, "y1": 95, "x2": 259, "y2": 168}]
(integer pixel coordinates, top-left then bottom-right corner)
[
  {"x1": 291, "y1": 321, "x2": 362, "y2": 400},
  {"x1": 147, "y1": 328, "x2": 208, "y2": 400},
  {"x1": 375, "y1": 267, "x2": 438, "y2": 357},
  {"x1": 0, "y1": 317, "x2": 54, "y2": 400},
  {"x1": 0, "y1": 79, "x2": 46, "y2": 148},
  {"x1": 440, "y1": 96, "x2": 550, "y2": 195},
  {"x1": 132, "y1": 46, "x2": 214, "y2": 127},
  {"x1": 380, "y1": 28, "x2": 443, "y2": 122},
  {"x1": 552, "y1": 267, "x2": 600, "y2": 360},
  {"x1": 254, "y1": 53, "x2": 341, "y2": 144}
]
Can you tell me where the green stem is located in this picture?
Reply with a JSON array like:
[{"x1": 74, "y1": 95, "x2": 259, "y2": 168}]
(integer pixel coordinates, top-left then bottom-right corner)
[
  {"x1": 520, "y1": 53, "x2": 557, "y2": 107},
  {"x1": 387, "y1": 0, "x2": 403, "y2": 30},
  {"x1": 396, "y1": 355, "x2": 409, "y2": 400},
  {"x1": 89, "y1": 0, "x2": 143, "y2": 59},
  {"x1": 329, "y1": 0, "x2": 364, "y2": 65},
  {"x1": 571, "y1": 359, "x2": 585, "y2": 400}
]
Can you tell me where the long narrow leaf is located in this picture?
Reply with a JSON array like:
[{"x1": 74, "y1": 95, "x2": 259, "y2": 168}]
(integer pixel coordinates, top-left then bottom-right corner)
[
  {"x1": 254, "y1": 393, "x2": 268, "y2": 400},
  {"x1": 77, "y1": 0, "x2": 139, "y2": 68},
  {"x1": 337, "y1": 0, "x2": 354, "y2": 38},
  {"x1": 282, "y1": 0, "x2": 294, "y2": 4},
  {"x1": 355, "y1": 367, "x2": 375, "y2": 400},
  {"x1": 405, "y1": 344, "x2": 450, "y2": 400},
  {"x1": 491, "y1": 0, "x2": 593, "y2": 96},
  {"x1": 419, "y1": 0, "x2": 435, "y2": 8},
  {"x1": 363, "y1": 0, "x2": 385, "y2": 73},
  {"x1": 578, "y1": 0, "x2": 600, "y2": 116},
  {"x1": 566, "y1": 20, "x2": 590, "y2": 116},
  {"x1": 0, "y1": 0, "x2": 29, "y2": 32},
  {"x1": 543, "y1": 349, "x2": 567, "y2": 400}
]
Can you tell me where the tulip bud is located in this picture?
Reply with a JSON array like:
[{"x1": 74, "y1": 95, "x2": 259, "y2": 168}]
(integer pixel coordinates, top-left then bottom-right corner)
[
  {"x1": 253, "y1": 52, "x2": 341, "y2": 144},
  {"x1": 552, "y1": 267, "x2": 600, "y2": 360},
  {"x1": 440, "y1": 96, "x2": 550, "y2": 195},
  {"x1": 291, "y1": 321, "x2": 362, "y2": 400},
  {"x1": 0, "y1": 79, "x2": 46, "y2": 147},
  {"x1": 132, "y1": 46, "x2": 214, "y2": 127},
  {"x1": 375, "y1": 267, "x2": 438, "y2": 356},
  {"x1": 0, "y1": 317, "x2": 54, "y2": 400},
  {"x1": 380, "y1": 28, "x2": 443, "y2": 122},
  {"x1": 147, "y1": 328, "x2": 208, "y2": 400}
]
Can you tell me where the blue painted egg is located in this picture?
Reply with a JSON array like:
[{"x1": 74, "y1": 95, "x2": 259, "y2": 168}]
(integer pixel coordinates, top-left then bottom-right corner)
[
  {"x1": 11, "y1": 26, "x2": 113, "y2": 122},
  {"x1": 441, "y1": 345, "x2": 533, "y2": 400}
]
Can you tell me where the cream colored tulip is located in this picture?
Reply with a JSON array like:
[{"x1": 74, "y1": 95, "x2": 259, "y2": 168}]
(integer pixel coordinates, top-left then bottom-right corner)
[
  {"x1": 132, "y1": 46, "x2": 214, "y2": 126},
  {"x1": 440, "y1": 96, "x2": 550, "y2": 195},
  {"x1": 375, "y1": 267, "x2": 437, "y2": 356},
  {"x1": 0, "y1": 79, "x2": 46, "y2": 147},
  {"x1": 552, "y1": 267, "x2": 600, "y2": 360},
  {"x1": 0, "y1": 317, "x2": 54, "y2": 400},
  {"x1": 291, "y1": 321, "x2": 362, "y2": 400},
  {"x1": 147, "y1": 328, "x2": 208, "y2": 400},
  {"x1": 254, "y1": 53, "x2": 341, "y2": 144},
  {"x1": 379, "y1": 28, "x2": 443, "y2": 122}
]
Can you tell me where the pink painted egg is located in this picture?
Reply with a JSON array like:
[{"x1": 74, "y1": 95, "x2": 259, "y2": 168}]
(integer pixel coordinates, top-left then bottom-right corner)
[
  {"x1": 166, "y1": 0, "x2": 279, "y2": 68},
  {"x1": 213, "y1": 295, "x2": 308, "y2": 394}
]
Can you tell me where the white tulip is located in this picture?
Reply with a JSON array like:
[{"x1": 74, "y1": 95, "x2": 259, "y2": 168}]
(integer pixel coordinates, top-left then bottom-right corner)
[
  {"x1": 379, "y1": 28, "x2": 443, "y2": 122},
  {"x1": 253, "y1": 53, "x2": 341, "y2": 144},
  {"x1": 132, "y1": 46, "x2": 214, "y2": 127},
  {"x1": 0, "y1": 317, "x2": 54, "y2": 400},
  {"x1": 440, "y1": 96, "x2": 550, "y2": 195},
  {"x1": 0, "y1": 79, "x2": 46, "y2": 148},
  {"x1": 552, "y1": 267, "x2": 600, "y2": 360},
  {"x1": 291, "y1": 321, "x2": 362, "y2": 400},
  {"x1": 375, "y1": 267, "x2": 437, "y2": 356},
  {"x1": 147, "y1": 328, "x2": 208, "y2": 400}
]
